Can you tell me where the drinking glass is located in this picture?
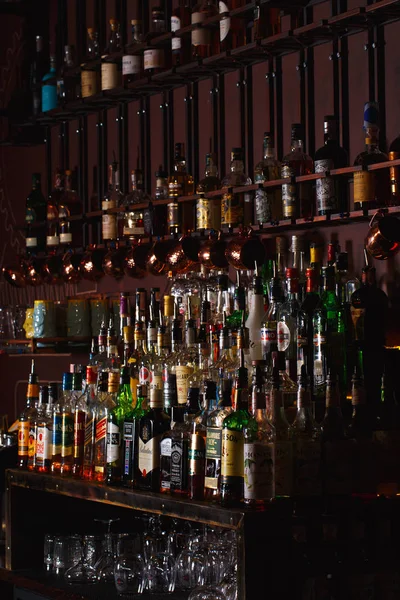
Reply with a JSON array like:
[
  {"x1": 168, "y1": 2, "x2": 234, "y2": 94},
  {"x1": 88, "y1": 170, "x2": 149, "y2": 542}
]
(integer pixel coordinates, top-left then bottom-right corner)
[
  {"x1": 189, "y1": 586, "x2": 226, "y2": 600},
  {"x1": 175, "y1": 535, "x2": 207, "y2": 591},
  {"x1": 43, "y1": 534, "x2": 55, "y2": 572},
  {"x1": 64, "y1": 535, "x2": 98, "y2": 584},
  {"x1": 14, "y1": 306, "x2": 26, "y2": 339},
  {"x1": 53, "y1": 536, "x2": 66, "y2": 576},
  {"x1": 94, "y1": 518, "x2": 120, "y2": 583},
  {"x1": 145, "y1": 551, "x2": 176, "y2": 593},
  {"x1": 114, "y1": 551, "x2": 145, "y2": 596}
]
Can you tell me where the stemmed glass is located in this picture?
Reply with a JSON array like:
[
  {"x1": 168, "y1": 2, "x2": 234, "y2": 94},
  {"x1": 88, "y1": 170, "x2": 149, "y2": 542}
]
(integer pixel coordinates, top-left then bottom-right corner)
[{"x1": 94, "y1": 518, "x2": 120, "y2": 583}]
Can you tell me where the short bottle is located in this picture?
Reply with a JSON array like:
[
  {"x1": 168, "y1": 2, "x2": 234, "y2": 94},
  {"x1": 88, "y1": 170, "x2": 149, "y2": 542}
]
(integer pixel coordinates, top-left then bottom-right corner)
[
  {"x1": 221, "y1": 147, "x2": 252, "y2": 228},
  {"x1": 36, "y1": 383, "x2": 57, "y2": 473},
  {"x1": 254, "y1": 132, "x2": 282, "y2": 224},
  {"x1": 18, "y1": 360, "x2": 39, "y2": 469},
  {"x1": 281, "y1": 124, "x2": 314, "y2": 220}
]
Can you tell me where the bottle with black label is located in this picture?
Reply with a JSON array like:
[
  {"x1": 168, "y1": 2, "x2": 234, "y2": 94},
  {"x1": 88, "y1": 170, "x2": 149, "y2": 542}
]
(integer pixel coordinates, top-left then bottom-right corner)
[
  {"x1": 170, "y1": 388, "x2": 200, "y2": 496},
  {"x1": 160, "y1": 406, "x2": 184, "y2": 493},
  {"x1": 122, "y1": 384, "x2": 147, "y2": 488},
  {"x1": 106, "y1": 367, "x2": 133, "y2": 486}
]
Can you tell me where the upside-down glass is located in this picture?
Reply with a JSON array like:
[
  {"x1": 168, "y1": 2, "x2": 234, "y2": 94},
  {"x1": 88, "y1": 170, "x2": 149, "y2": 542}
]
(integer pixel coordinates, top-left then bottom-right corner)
[
  {"x1": 64, "y1": 535, "x2": 100, "y2": 584},
  {"x1": 114, "y1": 551, "x2": 145, "y2": 596},
  {"x1": 43, "y1": 534, "x2": 55, "y2": 572},
  {"x1": 146, "y1": 551, "x2": 176, "y2": 593}
]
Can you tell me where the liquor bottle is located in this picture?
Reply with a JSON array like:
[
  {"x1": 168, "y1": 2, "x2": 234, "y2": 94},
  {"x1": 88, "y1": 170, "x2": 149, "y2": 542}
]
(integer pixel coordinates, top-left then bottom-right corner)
[
  {"x1": 123, "y1": 21, "x2": 143, "y2": 85},
  {"x1": 51, "y1": 372, "x2": 71, "y2": 474},
  {"x1": 292, "y1": 366, "x2": 321, "y2": 505},
  {"x1": 46, "y1": 173, "x2": 62, "y2": 249},
  {"x1": 144, "y1": 6, "x2": 167, "y2": 75},
  {"x1": 69, "y1": 372, "x2": 86, "y2": 478},
  {"x1": 36, "y1": 383, "x2": 56, "y2": 473},
  {"x1": 171, "y1": 0, "x2": 191, "y2": 66},
  {"x1": 31, "y1": 35, "x2": 48, "y2": 115},
  {"x1": 219, "y1": 0, "x2": 245, "y2": 53},
  {"x1": 196, "y1": 153, "x2": 221, "y2": 230},
  {"x1": 18, "y1": 360, "x2": 39, "y2": 469},
  {"x1": 82, "y1": 366, "x2": 98, "y2": 480},
  {"x1": 243, "y1": 362, "x2": 275, "y2": 507},
  {"x1": 105, "y1": 367, "x2": 132, "y2": 486},
  {"x1": 122, "y1": 384, "x2": 147, "y2": 488},
  {"x1": 353, "y1": 102, "x2": 390, "y2": 211},
  {"x1": 388, "y1": 131, "x2": 400, "y2": 206},
  {"x1": 269, "y1": 357, "x2": 293, "y2": 498},
  {"x1": 137, "y1": 380, "x2": 171, "y2": 492},
  {"x1": 191, "y1": 0, "x2": 218, "y2": 59},
  {"x1": 60, "y1": 372, "x2": 81, "y2": 477},
  {"x1": 93, "y1": 371, "x2": 113, "y2": 482},
  {"x1": 220, "y1": 349, "x2": 252, "y2": 506},
  {"x1": 170, "y1": 389, "x2": 200, "y2": 496},
  {"x1": 29, "y1": 385, "x2": 49, "y2": 472},
  {"x1": 25, "y1": 173, "x2": 47, "y2": 254},
  {"x1": 253, "y1": 5, "x2": 280, "y2": 39},
  {"x1": 62, "y1": 169, "x2": 83, "y2": 248},
  {"x1": 314, "y1": 116, "x2": 348, "y2": 216},
  {"x1": 254, "y1": 132, "x2": 282, "y2": 225},
  {"x1": 87, "y1": 27, "x2": 100, "y2": 59},
  {"x1": 261, "y1": 274, "x2": 283, "y2": 365},
  {"x1": 167, "y1": 143, "x2": 195, "y2": 233},
  {"x1": 281, "y1": 124, "x2": 314, "y2": 220},
  {"x1": 298, "y1": 267, "x2": 320, "y2": 388},
  {"x1": 102, "y1": 161, "x2": 121, "y2": 242},
  {"x1": 175, "y1": 310, "x2": 197, "y2": 407},
  {"x1": 221, "y1": 147, "x2": 252, "y2": 228},
  {"x1": 57, "y1": 45, "x2": 79, "y2": 104},
  {"x1": 245, "y1": 270, "x2": 264, "y2": 362},
  {"x1": 155, "y1": 165, "x2": 169, "y2": 200},
  {"x1": 81, "y1": 29, "x2": 99, "y2": 98},
  {"x1": 289, "y1": 235, "x2": 307, "y2": 303},
  {"x1": 122, "y1": 169, "x2": 149, "y2": 240},
  {"x1": 163, "y1": 313, "x2": 182, "y2": 414},
  {"x1": 42, "y1": 55, "x2": 57, "y2": 112},
  {"x1": 101, "y1": 19, "x2": 121, "y2": 91},
  {"x1": 188, "y1": 412, "x2": 207, "y2": 500},
  {"x1": 277, "y1": 267, "x2": 300, "y2": 383},
  {"x1": 160, "y1": 405, "x2": 182, "y2": 493}
]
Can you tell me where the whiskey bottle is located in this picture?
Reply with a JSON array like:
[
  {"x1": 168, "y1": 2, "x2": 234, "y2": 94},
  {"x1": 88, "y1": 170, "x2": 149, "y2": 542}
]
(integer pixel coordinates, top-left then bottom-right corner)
[
  {"x1": 167, "y1": 142, "x2": 195, "y2": 233},
  {"x1": 121, "y1": 169, "x2": 149, "y2": 240},
  {"x1": 123, "y1": 21, "x2": 143, "y2": 85},
  {"x1": 106, "y1": 367, "x2": 132, "y2": 486},
  {"x1": 25, "y1": 173, "x2": 47, "y2": 254},
  {"x1": 81, "y1": 29, "x2": 98, "y2": 99},
  {"x1": 245, "y1": 271, "x2": 264, "y2": 362},
  {"x1": 221, "y1": 148, "x2": 252, "y2": 228},
  {"x1": 254, "y1": 132, "x2": 282, "y2": 225},
  {"x1": 102, "y1": 161, "x2": 121, "y2": 242},
  {"x1": 51, "y1": 372, "x2": 71, "y2": 474},
  {"x1": 171, "y1": 0, "x2": 191, "y2": 66},
  {"x1": 170, "y1": 389, "x2": 200, "y2": 496},
  {"x1": 144, "y1": 6, "x2": 167, "y2": 75},
  {"x1": 191, "y1": 0, "x2": 218, "y2": 59},
  {"x1": 101, "y1": 19, "x2": 121, "y2": 91},
  {"x1": 93, "y1": 372, "x2": 113, "y2": 482},
  {"x1": 353, "y1": 102, "x2": 390, "y2": 211},
  {"x1": 36, "y1": 383, "x2": 56, "y2": 473},
  {"x1": 18, "y1": 360, "x2": 39, "y2": 469},
  {"x1": 196, "y1": 153, "x2": 221, "y2": 230},
  {"x1": 160, "y1": 406, "x2": 183, "y2": 493},
  {"x1": 61, "y1": 373, "x2": 82, "y2": 477},
  {"x1": 281, "y1": 124, "x2": 314, "y2": 220},
  {"x1": 219, "y1": 0, "x2": 246, "y2": 53},
  {"x1": 27, "y1": 385, "x2": 43, "y2": 472},
  {"x1": 82, "y1": 366, "x2": 98, "y2": 480},
  {"x1": 220, "y1": 349, "x2": 252, "y2": 507},
  {"x1": 388, "y1": 131, "x2": 400, "y2": 206}
]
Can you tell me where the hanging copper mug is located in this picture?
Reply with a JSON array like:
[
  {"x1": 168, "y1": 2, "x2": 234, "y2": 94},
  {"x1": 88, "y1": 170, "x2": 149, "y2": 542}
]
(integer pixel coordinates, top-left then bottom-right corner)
[
  {"x1": 365, "y1": 210, "x2": 400, "y2": 260},
  {"x1": 124, "y1": 240, "x2": 151, "y2": 279},
  {"x1": 225, "y1": 227, "x2": 266, "y2": 270},
  {"x1": 42, "y1": 253, "x2": 64, "y2": 285},
  {"x1": 146, "y1": 239, "x2": 177, "y2": 276},
  {"x1": 81, "y1": 245, "x2": 106, "y2": 281},
  {"x1": 23, "y1": 255, "x2": 45, "y2": 287},
  {"x1": 103, "y1": 243, "x2": 127, "y2": 280},
  {"x1": 198, "y1": 230, "x2": 229, "y2": 270},
  {"x1": 165, "y1": 235, "x2": 201, "y2": 273},
  {"x1": 2, "y1": 255, "x2": 27, "y2": 288},
  {"x1": 62, "y1": 250, "x2": 83, "y2": 284}
]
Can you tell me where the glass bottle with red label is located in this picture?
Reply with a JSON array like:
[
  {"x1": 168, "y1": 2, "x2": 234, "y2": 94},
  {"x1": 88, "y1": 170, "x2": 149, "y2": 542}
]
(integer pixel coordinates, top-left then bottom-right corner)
[
  {"x1": 191, "y1": 0, "x2": 219, "y2": 59},
  {"x1": 143, "y1": 6, "x2": 168, "y2": 75},
  {"x1": 277, "y1": 267, "x2": 300, "y2": 383},
  {"x1": 28, "y1": 385, "x2": 48, "y2": 472},
  {"x1": 18, "y1": 360, "x2": 39, "y2": 469},
  {"x1": 219, "y1": 0, "x2": 246, "y2": 53},
  {"x1": 94, "y1": 372, "x2": 113, "y2": 482},
  {"x1": 171, "y1": 0, "x2": 191, "y2": 66},
  {"x1": 36, "y1": 383, "x2": 57, "y2": 473},
  {"x1": 82, "y1": 366, "x2": 98, "y2": 480}
]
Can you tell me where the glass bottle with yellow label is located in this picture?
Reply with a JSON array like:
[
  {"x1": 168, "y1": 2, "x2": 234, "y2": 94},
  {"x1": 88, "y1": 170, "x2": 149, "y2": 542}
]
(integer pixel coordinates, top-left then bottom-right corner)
[
  {"x1": 281, "y1": 124, "x2": 313, "y2": 220},
  {"x1": 221, "y1": 147, "x2": 252, "y2": 228},
  {"x1": 167, "y1": 142, "x2": 195, "y2": 234},
  {"x1": 18, "y1": 360, "x2": 39, "y2": 469},
  {"x1": 196, "y1": 153, "x2": 221, "y2": 230},
  {"x1": 102, "y1": 161, "x2": 122, "y2": 242},
  {"x1": 353, "y1": 102, "x2": 390, "y2": 211},
  {"x1": 220, "y1": 349, "x2": 252, "y2": 506}
]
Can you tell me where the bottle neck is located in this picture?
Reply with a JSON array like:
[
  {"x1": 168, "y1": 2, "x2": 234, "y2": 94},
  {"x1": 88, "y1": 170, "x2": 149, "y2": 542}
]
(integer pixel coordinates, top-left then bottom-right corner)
[
  {"x1": 231, "y1": 159, "x2": 244, "y2": 174},
  {"x1": 205, "y1": 163, "x2": 218, "y2": 178},
  {"x1": 263, "y1": 143, "x2": 275, "y2": 160},
  {"x1": 291, "y1": 138, "x2": 303, "y2": 152}
]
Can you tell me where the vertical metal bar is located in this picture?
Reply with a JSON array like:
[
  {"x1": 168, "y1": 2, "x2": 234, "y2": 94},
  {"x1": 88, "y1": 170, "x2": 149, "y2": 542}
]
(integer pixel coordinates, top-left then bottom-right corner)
[
  {"x1": 81, "y1": 116, "x2": 88, "y2": 213},
  {"x1": 299, "y1": 49, "x2": 306, "y2": 149},
  {"x1": 101, "y1": 109, "x2": 108, "y2": 197},
  {"x1": 212, "y1": 75, "x2": 219, "y2": 157},
  {"x1": 246, "y1": 65, "x2": 254, "y2": 182},
  {"x1": 239, "y1": 67, "x2": 246, "y2": 164},
  {"x1": 185, "y1": 83, "x2": 193, "y2": 176},
  {"x1": 376, "y1": 24, "x2": 386, "y2": 152},
  {"x1": 267, "y1": 57, "x2": 275, "y2": 141},
  {"x1": 45, "y1": 127, "x2": 52, "y2": 196},
  {"x1": 120, "y1": 0, "x2": 127, "y2": 46},
  {"x1": 305, "y1": 6, "x2": 315, "y2": 157},
  {"x1": 139, "y1": 98, "x2": 146, "y2": 174},
  {"x1": 331, "y1": 2, "x2": 340, "y2": 118},
  {"x1": 59, "y1": 123, "x2": 65, "y2": 172},
  {"x1": 192, "y1": 81, "x2": 199, "y2": 184},
  {"x1": 144, "y1": 97, "x2": 152, "y2": 195},
  {"x1": 120, "y1": 102, "x2": 129, "y2": 194},
  {"x1": 167, "y1": 90, "x2": 175, "y2": 174},
  {"x1": 56, "y1": 0, "x2": 68, "y2": 69},
  {"x1": 164, "y1": 0, "x2": 173, "y2": 33},
  {"x1": 98, "y1": 0, "x2": 107, "y2": 55},
  {"x1": 339, "y1": 0, "x2": 349, "y2": 155},
  {"x1": 275, "y1": 56, "x2": 283, "y2": 160},
  {"x1": 75, "y1": 0, "x2": 86, "y2": 64},
  {"x1": 219, "y1": 74, "x2": 226, "y2": 178},
  {"x1": 162, "y1": 91, "x2": 169, "y2": 172},
  {"x1": 96, "y1": 115, "x2": 103, "y2": 244},
  {"x1": 115, "y1": 0, "x2": 121, "y2": 23},
  {"x1": 63, "y1": 121, "x2": 70, "y2": 171}
]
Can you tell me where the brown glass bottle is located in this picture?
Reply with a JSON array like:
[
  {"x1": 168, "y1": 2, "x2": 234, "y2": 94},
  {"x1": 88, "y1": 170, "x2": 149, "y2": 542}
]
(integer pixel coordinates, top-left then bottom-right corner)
[
  {"x1": 219, "y1": 0, "x2": 246, "y2": 52},
  {"x1": 281, "y1": 124, "x2": 314, "y2": 220},
  {"x1": 171, "y1": 0, "x2": 191, "y2": 66},
  {"x1": 191, "y1": 0, "x2": 219, "y2": 59},
  {"x1": 253, "y1": 5, "x2": 281, "y2": 40}
]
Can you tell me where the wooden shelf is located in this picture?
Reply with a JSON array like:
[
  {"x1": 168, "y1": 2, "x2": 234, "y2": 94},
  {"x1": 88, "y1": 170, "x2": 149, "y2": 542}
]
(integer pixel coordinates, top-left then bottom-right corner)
[{"x1": 0, "y1": 338, "x2": 91, "y2": 354}]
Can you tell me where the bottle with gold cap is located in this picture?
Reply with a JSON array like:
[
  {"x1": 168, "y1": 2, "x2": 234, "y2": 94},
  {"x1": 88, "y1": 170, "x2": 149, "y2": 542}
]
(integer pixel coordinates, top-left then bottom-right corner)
[
  {"x1": 101, "y1": 19, "x2": 121, "y2": 91},
  {"x1": 18, "y1": 360, "x2": 39, "y2": 469}
]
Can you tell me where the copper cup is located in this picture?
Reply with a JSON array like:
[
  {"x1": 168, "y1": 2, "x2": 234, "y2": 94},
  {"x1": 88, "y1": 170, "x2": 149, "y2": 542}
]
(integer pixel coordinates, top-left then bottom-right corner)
[
  {"x1": 124, "y1": 241, "x2": 151, "y2": 279},
  {"x1": 166, "y1": 235, "x2": 201, "y2": 273},
  {"x1": 103, "y1": 245, "x2": 127, "y2": 280},
  {"x1": 81, "y1": 245, "x2": 106, "y2": 281},
  {"x1": 62, "y1": 250, "x2": 83, "y2": 284},
  {"x1": 225, "y1": 227, "x2": 266, "y2": 270},
  {"x1": 198, "y1": 231, "x2": 229, "y2": 270},
  {"x1": 23, "y1": 256, "x2": 45, "y2": 287},
  {"x1": 2, "y1": 256, "x2": 27, "y2": 288},
  {"x1": 146, "y1": 239, "x2": 177, "y2": 276},
  {"x1": 42, "y1": 253, "x2": 64, "y2": 285},
  {"x1": 365, "y1": 210, "x2": 400, "y2": 260}
]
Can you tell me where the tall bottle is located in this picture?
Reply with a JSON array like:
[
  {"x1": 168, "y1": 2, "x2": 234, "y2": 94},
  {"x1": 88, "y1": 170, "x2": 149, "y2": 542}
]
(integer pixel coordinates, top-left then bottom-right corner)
[
  {"x1": 254, "y1": 132, "x2": 282, "y2": 224},
  {"x1": 51, "y1": 372, "x2": 71, "y2": 474},
  {"x1": 314, "y1": 116, "x2": 348, "y2": 215},
  {"x1": 220, "y1": 350, "x2": 252, "y2": 506},
  {"x1": 122, "y1": 384, "x2": 147, "y2": 487},
  {"x1": 93, "y1": 372, "x2": 114, "y2": 482},
  {"x1": 18, "y1": 360, "x2": 39, "y2": 469},
  {"x1": 354, "y1": 101, "x2": 390, "y2": 211},
  {"x1": 171, "y1": 0, "x2": 191, "y2": 66},
  {"x1": 106, "y1": 367, "x2": 132, "y2": 486},
  {"x1": 298, "y1": 266, "x2": 320, "y2": 386},
  {"x1": 25, "y1": 173, "x2": 47, "y2": 254},
  {"x1": 281, "y1": 124, "x2": 314, "y2": 220},
  {"x1": 221, "y1": 147, "x2": 252, "y2": 228},
  {"x1": 36, "y1": 383, "x2": 56, "y2": 473},
  {"x1": 277, "y1": 267, "x2": 300, "y2": 383},
  {"x1": 122, "y1": 20, "x2": 143, "y2": 85},
  {"x1": 196, "y1": 153, "x2": 221, "y2": 230},
  {"x1": 102, "y1": 161, "x2": 121, "y2": 242},
  {"x1": 101, "y1": 19, "x2": 121, "y2": 91},
  {"x1": 60, "y1": 373, "x2": 81, "y2": 477},
  {"x1": 82, "y1": 366, "x2": 98, "y2": 480},
  {"x1": 144, "y1": 6, "x2": 167, "y2": 75},
  {"x1": 31, "y1": 35, "x2": 48, "y2": 115},
  {"x1": 388, "y1": 131, "x2": 400, "y2": 206},
  {"x1": 261, "y1": 274, "x2": 283, "y2": 366},
  {"x1": 42, "y1": 55, "x2": 57, "y2": 112},
  {"x1": 81, "y1": 28, "x2": 99, "y2": 98},
  {"x1": 246, "y1": 270, "x2": 265, "y2": 362},
  {"x1": 167, "y1": 142, "x2": 195, "y2": 234},
  {"x1": 191, "y1": 0, "x2": 218, "y2": 59},
  {"x1": 28, "y1": 385, "x2": 47, "y2": 472}
]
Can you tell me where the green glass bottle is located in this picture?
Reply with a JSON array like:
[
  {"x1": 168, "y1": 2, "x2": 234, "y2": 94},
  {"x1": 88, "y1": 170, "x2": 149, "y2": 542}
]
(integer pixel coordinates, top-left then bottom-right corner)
[
  {"x1": 220, "y1": 349, "x2": 252, "y2": 507},
  {"x1": 106, "y1": 366, "x2": 133, "y2": 486},
  {"x1": 122, "y1": 383, "x2": 147, "y2": 488}
]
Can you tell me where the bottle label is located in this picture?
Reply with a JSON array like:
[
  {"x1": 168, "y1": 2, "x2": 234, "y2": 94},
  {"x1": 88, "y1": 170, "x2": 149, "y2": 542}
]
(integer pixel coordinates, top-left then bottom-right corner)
[
  {"x1": 138, "y1": 435, "x2": 160, "y2": 476},
  {"x1": 59, "y1": 232, "x2": 72, "y2": 244},
  {"x1": 18, "y1": 421, "x2": 30, "y2": 457},
  {"x1": 95, "y1": 416, "x2": 107, "y2": 443},
  {"x1": 219, "y1": 2, "x2": 230, "y2": 42},
  {"x1": 26, "y1": 236, "x2": 38, "y2": 248},
  {"x1": 42, "y1": 84, "x2": 57, "y2": 112},
  {"x1": 323, "y1": 439, "x2": 354, "y2": 495},
  {"x1": 221, "y1": 192, "x2": 243, "y2": 227},
  {"x1": 244, "y1": 442, "x2": 274, "y2": 500},
  {"x1": 170, "y1": 438, "x2": 188, "y2": 490},
  {"x1": 150, "y1": 387, "x2": 163, "y2": 409},
  {"x1": 123, "y1": 421, "x2": 133, "y2": 476},
  {"x1": 274, "y1": 441, "x2": 293, "y2": 496},
  {"x1": 81, "y1": 70, "x2": 97, "y2": 98},
  {"x1": 106, "y1": 422, "x2": 120, "y2": 463},
  {"x1": 294, "y1": 440, "x2": 322, "y2": 496},
  {"x1": 167, "y1": 202, "x2": 179, "y2": 227},
  {"x1": 189, "y1": 434, "x2": 206, "y2": 476},
  {"x1": 139, "y1": 366, "x2": 150, "y2": 385},
  {"x1": 221, "y1": 429, "x2": 244, "y2": 479},
  {"x1": 122, "y1": 55, "x2": 141, "y2": 75},
  {"x1": 171, "y1": 16, "x2": 181, "y2": 50},
  {"x1": 84, "y1": 417, "x2": 94, "y2": 448},
  {"x1": 160, "y1": 437, "x2": 172, "y2": 490},
  {"x1": 102, "y1": 198, "x2": 116, "y2": 210},
  {"x1": 192, "y1": 12, "x2": 210, "y2": 46},
  {"x1": 51, "y1": 414, "x2": 62, "y2": 456},
  {"x1": 277, "y1": 321, "x2": 290, "y2": 351},
  {"x1": 102, "y1": 214, "x2": 117, "y2": 239},
  {"x1": 261, "y1": 325, "x2": 277, "y2": 343},
  {"x1": 73, "y1": 410, "x2": 85, "y2": 459},
  {"x1": 28, "y1": 425, "x2": 36, "y2": 459},
  {"x1": 281, "y1": 165, "x2": 296, "y2": 218},
  {"x1": 255, "y1": 189, "x2": 272, "y2": 224},
  {"x1": 46, "y1": 235, "x2": 59, "y2": 247},
  {"x1": 205, "y1": 427, "x2": 222, "y2": 490},
  {"x1": 353, "y1": 170, "x2": 375, "y2": 205},
  {"x1": 144, "y1": 49, "x2": 165, "y2": 71},
  {"x1": 315, "y1": 159, "x2": 337, "y2": 213},
  {"x1": 61, "y1": 414, "x2": 74, "y2": 457},
  {"x1": 196, "y1": 197, "x2": 212, "y2": 230},
  {"x1": 36, "y1": 425, "x2": 51, "y2": 464},
  {"x1": 176, "y1": 366, "x2": 193, "y2": 405},
  {"x1": 101, "y1": 62, "x2": 118, "y2": 91}
]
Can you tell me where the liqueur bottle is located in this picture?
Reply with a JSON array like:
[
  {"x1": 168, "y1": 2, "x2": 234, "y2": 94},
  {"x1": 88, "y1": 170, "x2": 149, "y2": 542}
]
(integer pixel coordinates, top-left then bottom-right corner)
[
  {"x1": 18, "y1": 360, "x2": 39, "y2": 469},
  {"x1": 93, "y1": 372, "x2": 113, "y2": 482},
  {"x1": 101, "y1": 19, "x2": 121, "y2": 91},
  {"x1": 191, "y1": 0, "x2": 219, "y2": 59},
  {"x1": 106, "y1": 367, "x2": 132, "y2": 486},
  {"x1": 122, "y1": 384, "x2": 147, "y2": 487},
  {"x1": 51, "y1": 373, "x2": 71, "y2": 475},
  {"x1": 196, "y1": 153, "x2": 221, "y2": 230},
  {"x1": 144, "y1": 6, "x2": 167, "y2": 75},
  {"x1": 171, "y1": 0, "x2": 191, "y2": 66},
  {"x1": 221, "y1": 148, "x2": 252, "y2": 228},
  {"x1": 254, "y1": 132, "x2": 282, "y2": 225},
  {"x1": 36, "y1": 383, "x2": 56, "y2": 473},
  {"x1": 82, "y1": 366, "x2": 98, "y2": 480},
  {"x1": 281, "y1": 124, "x2": 314, "y2": 220}
]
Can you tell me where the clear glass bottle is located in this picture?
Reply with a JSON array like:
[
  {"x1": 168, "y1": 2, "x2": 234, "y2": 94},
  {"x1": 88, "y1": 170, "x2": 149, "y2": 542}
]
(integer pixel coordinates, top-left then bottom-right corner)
[
  {"x1": 281, "y1": 123, "x2": 314, "y2": 220},
  {"x1": 254, "y1": 132, "x2": 282, "y2": 224},
  {"x1": 121, "y1": 169, "x2": 149, "y2": 241},
  {"x1": 42, "y1": 55, "x2": 57, "y2": 112},
  {"x1": 71, "y1": 372, "x2": 87, "y2": 479},
  {"x1": 81, "y1": 29, "x2": 99, "y2": 98},
  {"x1": 277, "y1": 267, "x2": 300, "y2": 384},
  {"x1": 50, "y1": 372, "x2": 71, "y2": 475},
  {"x1": 93, "y1": 372, "x2": 114, "y2": 483},
  {"x1": 196, "y1": 153, "x2": 221, "y2": 230},
  {"x1": 221, "y1": 147, "x2": 252, "y2": 228},
  {"x1": 82, "y1": 366, "x2": 98, "y2": 481},
  {"x1": 246, "y1": 271, "x2": 264, "y2": 362},
  {"x1": 123, "y1": 20, "x2": 143, "y2": 85},
  {"x1": 36, "y1": 383, "x2": 56, "y2": 473},
  {"x1": 101, "y1": 19, "x2": 121, "y2": 91},
  {"x1": 102, "y1": 161, "x2": 122, "y2": 242}
]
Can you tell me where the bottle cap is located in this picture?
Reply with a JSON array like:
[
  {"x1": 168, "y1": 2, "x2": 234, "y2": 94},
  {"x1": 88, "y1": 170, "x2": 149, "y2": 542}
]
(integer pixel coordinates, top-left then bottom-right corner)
[
  {"x1": 363, "y1": 101, "x2": 379, "y2": 129},
  {"x1": 109, "y1": 18, "x2": 118, "y2": 25},
  {"x1": 285, "y1": 267, "x2": 299, "y2": 279},
  {"x1": 275, "y1": 236, "x2": 287, "y2": 252},
  {"x1": 62, "y1": 372, "x2": 73, "y2": 391},
  {"x1": 263, "y1": 132, "x2": 274, "y2": 146},
  {"x1": 163, "y1": 295, "x2": 174, "y2": 317},
  {"x1": 291, "y1": 123, "x2": 304, "y2": 140},
  {"x1": 108, "y1": 371, "x2": 119, "y2": 393},
  {"x1": 290, "y1": 235, "x2": 303, "y2": 252}
]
